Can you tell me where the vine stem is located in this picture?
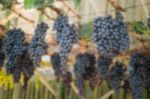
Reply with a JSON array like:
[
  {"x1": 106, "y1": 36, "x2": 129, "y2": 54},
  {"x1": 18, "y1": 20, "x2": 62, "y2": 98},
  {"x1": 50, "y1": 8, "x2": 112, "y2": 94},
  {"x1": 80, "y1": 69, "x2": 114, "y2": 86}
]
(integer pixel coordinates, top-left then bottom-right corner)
[
  {"x1": 10, "y1": 8, "x2": 35, "y2": 24},
  {"x1": 41, "y1": 10, "x2": 55, "y2": 21},
  {"x1": 59, "y1": 0, "x2": 81, "y2": 19}
]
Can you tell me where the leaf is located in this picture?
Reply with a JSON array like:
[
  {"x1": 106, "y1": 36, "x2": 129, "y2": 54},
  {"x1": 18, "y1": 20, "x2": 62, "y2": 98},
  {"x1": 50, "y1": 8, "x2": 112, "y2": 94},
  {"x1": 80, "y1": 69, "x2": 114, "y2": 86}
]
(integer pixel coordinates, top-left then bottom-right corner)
[
  {"x1": 0, "y1": 0, "x2": 12, "y2": 9},
  {"x1": 4, "y1": 9, "x2": 11, "y2": 17},
  {"x1": 34, "y1": 0, "x2": 45, "y2": 9},
  {"x1": 24, "y1": 0, "x2": 35, "y2": 9},
  {"x1": 74, "y1": 0, "x2": 81, "y2": 8},
  {"x1": 80, "y1": 21, "x2": 93, "y2": 41},
  {"x1": 48, "y1": 0, "x2": 54, "y2": 5}
]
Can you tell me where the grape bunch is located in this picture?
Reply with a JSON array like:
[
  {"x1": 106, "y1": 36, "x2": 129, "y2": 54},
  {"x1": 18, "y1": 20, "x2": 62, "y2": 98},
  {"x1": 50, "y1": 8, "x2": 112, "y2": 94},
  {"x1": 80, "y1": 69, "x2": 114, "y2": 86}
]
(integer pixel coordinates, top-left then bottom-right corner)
[
  {"x1": 97, "y1": 56, "x2": 112, "y2": 79},
  {"x1": 53, "y1": 15, "x2": 78, "y2": 72},
  {"x1": 143, "y1": 56, "x2": 150, "y2": 99},
  {"x1": 51, "y1": 52, "x2": 72, "y2": 94},
  {"x1": 74, "y1": 53, "x2": 96, "y2": 80},
  {"x1": 92, "y1": 11, "x2": 129, "y2": 58},
  {"x1": 74, "y1": 52, "x2": 96, "y2": 98},
  {"x1": 128, "y1": 53, "x2": 145, "y2": 99},
  {"x1": 2, "y1": 29, "x2": 25, "y2": 73},
  {"x1": 107, "y1": 62, "x2": 126, "y2": 99},
  {"x1": 28, "y1": 22, "x2": 49, "y2": 67},
  {"x1": 51, "y1": 52, "x2": 62, "y2": 81},
  {"x1": 0, "y1": 39, "x2": 5, "y2": 69},
  {"x1": 13, "y1": 43, "x2": 34, "y2": 85},
  {"x1": 129, "y1": 71, "x2": 144, "y2": 99}
]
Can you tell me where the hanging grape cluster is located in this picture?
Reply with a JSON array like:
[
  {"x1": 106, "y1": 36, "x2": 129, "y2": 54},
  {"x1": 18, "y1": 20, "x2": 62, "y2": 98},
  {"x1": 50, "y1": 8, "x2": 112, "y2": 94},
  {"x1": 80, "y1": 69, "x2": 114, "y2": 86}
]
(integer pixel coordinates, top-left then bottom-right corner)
[
  {"x1": 107, "y1": 62, "x2": 126, "y2": 99},
  {"x1": 12, "y1": 42, "x2": 34, "y2": 84},
  {"x1": 74, "y1": 52, "x2": 96, "y2": 98},
  {"x1": 28, "y1": 22, "x2": 49, "y2": 67},
  {"x1": 2, "y1": 29, "x2": 25, "y2": 73},
  {"x1": 74, "y1": 53, "x2": 96, "y2": 80},
  {"x1": 51, "y1": 52, "x2": 72, "y2": 93},
  {"x1": 128, "y1": 53, "x2": 150, "y2": 99},
  {"x1": 51, "y1": 52, "x2": 62, "y2": 81},
  {"x1": 97, "y1": 56, "x2": 112, "y2": 79},
  {"x1": 0, "y1": 39, "x2": 5, "y2": 69},
  {"x1": 53, "y1": 15, "x2": 78, "y2": 72},
  {"x1": 92, "y1": 11, "x2": 129, "y2": 58},
  {"x1": 144, "y1": 56, "x2": 150, "y2": 99}
]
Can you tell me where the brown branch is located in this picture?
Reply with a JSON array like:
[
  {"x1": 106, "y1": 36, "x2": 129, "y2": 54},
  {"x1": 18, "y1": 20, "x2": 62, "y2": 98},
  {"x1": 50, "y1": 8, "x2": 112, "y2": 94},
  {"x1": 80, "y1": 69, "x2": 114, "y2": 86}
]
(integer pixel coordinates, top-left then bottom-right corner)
[
  {"x1": 10, "y1": 8, "x2": 35, "y2": 24},
  {"x1": 41, "y1": 10, "x2": 55, "y2": 21},
  {"x1": 122, "y1": 42, "x2": 150, "y2": 57},
  {"x1": 47, "y1": 5, "x2": 63, "y2": 15},
  {"x1": 59, "y1": 0, "x2": 81, "y2": 19}
]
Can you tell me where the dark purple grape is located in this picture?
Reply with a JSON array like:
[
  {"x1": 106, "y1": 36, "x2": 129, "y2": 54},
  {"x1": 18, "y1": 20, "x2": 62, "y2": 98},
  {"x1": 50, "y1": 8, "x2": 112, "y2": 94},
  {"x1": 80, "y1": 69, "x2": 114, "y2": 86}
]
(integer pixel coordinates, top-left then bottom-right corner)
[
  {"x1": 2, "y1": 29, "x2": 25, "y2": 73},
  {"x1": 97, "y1": 56, "x2": 112, "y2": 79},
  {"x1": 53, "y1": 15, "x2": 78, "y2": 73},
  {"x1": 28, "y1": 22, "x2": 49, "y2": 67},
  {"x1": 92, "y1": 12, "x2": 129, "y2": 58},
  {"x1": 74, "y1": 52, "x2": 96, "y2": 80},
  {"x1": 51, "y1": 52, "x2": 62, "y2": 81},
  {"x1": 107, "y1": 62, "x2": 126, "y2": 99},
  {"x1": 128, "y1": 53, "x2": 145, "y2": 99}
]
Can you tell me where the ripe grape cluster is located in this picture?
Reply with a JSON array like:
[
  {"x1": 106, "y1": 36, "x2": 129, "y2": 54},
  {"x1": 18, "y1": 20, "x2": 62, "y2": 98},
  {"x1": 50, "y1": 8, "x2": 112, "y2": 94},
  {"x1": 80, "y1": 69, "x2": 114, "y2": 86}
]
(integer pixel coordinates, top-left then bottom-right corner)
[
  {"x1": 97, "y1": 56, "x2": 112, "y2": 79},
  {"x1": 0, "y1": 39, "x2": 5, "y2": 68},
  {"x1": 74, "y1": 52, "x2": 96, "y2": 98},
  {"x1": 53, "y1": 15, "x2": 78, "y2": 72},
  {"x1": 107, "y1": 62, "x2": 126, "y2": 99},
  {"x1": 28, "y1": 22, "x2": 49, "y2": 67},
  {"x1": 129, "y1": 71, "x2": 144, "y2": 99},
  {"x1": 51, "y1": 52, "x2": 62, "y2": 81},
  {"x1": 92, "y1": 11, "x2": 129, "y2": 58},
  {"x1": 2, "y1": 29, "x2": 25, "y2": 73},
  {"x1": 128, "y1": 53, "x2": 150, "y2": 99},
  {"x1": 144, "y1": 57, "x2": 150, "y2": 99},
  {"x1": 74, "y1": 53, "x2": 96, "y2": 80},
  {"x1": 13, "y1": 43, "x2": 34, "y2": 83}
]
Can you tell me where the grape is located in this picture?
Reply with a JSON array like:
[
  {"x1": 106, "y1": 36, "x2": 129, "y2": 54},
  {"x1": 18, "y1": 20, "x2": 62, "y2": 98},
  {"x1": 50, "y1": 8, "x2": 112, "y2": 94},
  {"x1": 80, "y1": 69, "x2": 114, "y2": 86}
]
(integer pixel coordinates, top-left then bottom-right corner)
[
  {"x1": 13, "y1": 43, "x2": 34, "y2": 83},
  {"x1": 92, "y1": 11, "x2": 129, "y2": 58},
  {"x1": 129, "y1": 53, "x2": 145, "y2": 79},
  {"x1": 0, "y1": 39, "x2": 5, "y2": 69},
  {"x1": 97, "y1": 56, "x2": 112, "y2": 79},
  {"x1": 76, "y1": 76, "x2": 85, "y2": 98},
  {"x1": 51, "y1": 52, "x2": 62, "y2": 81},
  {"x1": 74, "y1": 52, "x2": 96, "y2": 98},
  {"x1": 2, "y1": 29, "x2": 25, "y2": 73},
  {"x1": 53, "y1": 15, "x2": 78, "y2": 72},
  {"x1": 62, "y1": 71, "x2": 72, "y2": 94},
  {"x1": 74, "y1": 52, "x2": 96, "y2": 80},
  {"x1": 107, "y1": 62, "x2": 126, "y2": 99},
  {"x1": 128, "y1": 53, "x2": 145, "y2": 99},
  {"x1": 129, "y1": 71, "x2": 144, "y2": 99},
  {"x1": 144, "y1": 56, "x2": 150, "y2": 99},
  {"x1": 28, "y1": 22, "x2": 49, "y2": 67}
]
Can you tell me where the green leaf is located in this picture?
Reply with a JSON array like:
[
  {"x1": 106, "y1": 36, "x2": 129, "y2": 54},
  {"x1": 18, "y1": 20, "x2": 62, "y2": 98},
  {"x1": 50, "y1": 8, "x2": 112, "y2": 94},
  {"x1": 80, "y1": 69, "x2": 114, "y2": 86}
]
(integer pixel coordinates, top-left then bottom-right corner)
[
  {"x1": 4, "y1": 9, "x2": 11, "y2": 17},
  {"x1": 80, "y1": 21, "x2": 93, "y2": 41},
  {"x1": 74, "y1": 0, "x2": 81, "y2": 8},
  {"x1": 34, "y1": 0, "x2": 45, "y2": 9},
  {"x1": 0, "y1": 0, "x2": 12, "y2": 9},
  {"x1": 48, "y1": 0, "x2": 54, "y2": 5},
  {"x1": 24, "y1": 0, "x2": 35, "y2": 9}
]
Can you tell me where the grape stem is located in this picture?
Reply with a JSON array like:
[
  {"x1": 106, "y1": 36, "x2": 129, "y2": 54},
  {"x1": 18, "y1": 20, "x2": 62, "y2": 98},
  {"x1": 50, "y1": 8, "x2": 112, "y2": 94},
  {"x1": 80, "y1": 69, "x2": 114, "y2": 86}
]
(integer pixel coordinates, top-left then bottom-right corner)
[{"x1": 10, "y1": 8, "x2": 35, "y2": 24}]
